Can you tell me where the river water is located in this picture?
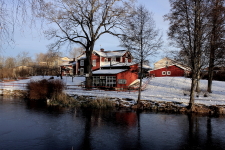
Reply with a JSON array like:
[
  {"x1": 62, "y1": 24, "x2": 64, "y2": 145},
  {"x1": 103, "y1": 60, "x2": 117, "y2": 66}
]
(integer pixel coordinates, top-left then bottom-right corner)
[{"x1": 0, "y1": 97, "x2": 225, "y2": 150}]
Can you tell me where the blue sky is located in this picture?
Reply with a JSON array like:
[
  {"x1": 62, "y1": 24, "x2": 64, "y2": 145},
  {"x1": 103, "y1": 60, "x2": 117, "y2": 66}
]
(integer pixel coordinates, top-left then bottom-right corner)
[{"x1": 2, "y1": 0, "x2": 172, "y2": 64}]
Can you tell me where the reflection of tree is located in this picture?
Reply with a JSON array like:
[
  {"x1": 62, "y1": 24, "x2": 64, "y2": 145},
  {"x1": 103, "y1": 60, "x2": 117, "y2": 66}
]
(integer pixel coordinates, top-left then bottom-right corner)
[
  {"x1": 136, "y1": 110, "x2": 141, "y2": 149},
  {"x1": 178, "y1": 114, "x2": 224, "y2": 150},
  {"x1": 78, "y1": 109, "x2": 92, "y2": 150},
  {"x1": 206, "y1": 117, "x2": 212, "y2": 148}
]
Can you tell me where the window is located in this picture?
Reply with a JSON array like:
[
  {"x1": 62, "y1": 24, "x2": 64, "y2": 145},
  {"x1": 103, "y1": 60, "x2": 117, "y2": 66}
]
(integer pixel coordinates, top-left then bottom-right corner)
[
  {"x1": 120, "y1": 57, "x2": 123, "y2": 62},
  {"x1": 92, "y1": 59, "x2": 96, "y2": 67},
  {"x1": 100, "y1": 76, "x2": 106, "y2": 79},
  {"x1": 111, "y1": 57, "x2": 116, "y2": 62},
  {"x1": 80, "y1": 68, "x2": 84, "y2": 75},
  {"x1": 93, "y1": 76, "x2": 116, "y2": 87},
  {"x1": 118, "y1": 79, "x2": 127, "y2": 84},
  {"x1": 93, "y1": 76, "x2": 100, "y2": 86},
  {"x1": 80, "y1": 60, "x2": 84, "y2": 66},
  {"x1": 104, "y1": 58, "x2": 108, "y2": 62},
  {"x1": 167, "y1": 71, "x2": 171, "y2": 75},
  {"x1": 125, "y1": 58, "x2": 128, "y2": 63},
  {"x1": 106, "y1": 76, "x2": 116, "y2": 87},
  {"x1": 162, "y1": 71, "x2": 166, "y2": 75}
]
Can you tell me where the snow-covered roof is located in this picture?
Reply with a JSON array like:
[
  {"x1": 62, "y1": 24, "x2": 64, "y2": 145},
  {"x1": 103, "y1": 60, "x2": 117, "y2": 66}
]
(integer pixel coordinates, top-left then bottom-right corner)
[
  {"x1": 93, "y1": 50, "x2": 127, "y2": 58},
  {"x1": 139, "y1": 64, "x2": 152, "y2": 70},
  {"x1": 71, "y1": 62, "x2": 76, "y2": 65},
  {"x1": 77, "y1": 53, "x2": 86, "y2": 60},
  {"x1": 101, "y1": 62, "x2": 137, "y2": 67},
  {"x1": 92, "y1": 69, "x2": 127, "y2": 74},
  {"x1": 175, "y1": 64, "x2": 191, "y2": 71},
  {"x1": 60, "y1": 62, "x2": 71, "y2": 66},
  {"x1": 77, "y1": 50, "x2": 128, "y2": 60},
  {"x1": 150, "y1": 64, "x2": 191, "y2": 71}
]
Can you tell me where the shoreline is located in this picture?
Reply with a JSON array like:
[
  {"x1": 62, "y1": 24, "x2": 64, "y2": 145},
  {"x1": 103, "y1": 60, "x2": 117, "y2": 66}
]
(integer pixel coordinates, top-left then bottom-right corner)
[{"x1": 1, "y1": 89, "x2": 225, "y2": 115}]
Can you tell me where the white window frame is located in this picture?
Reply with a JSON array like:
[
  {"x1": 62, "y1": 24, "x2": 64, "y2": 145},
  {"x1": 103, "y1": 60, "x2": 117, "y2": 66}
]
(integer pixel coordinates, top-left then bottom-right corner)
[
  {"x1": 80, "y1": 60, "x2": 84, "y2": 66},
  {"x1": 120, "y1": 57, "x2": 123, "y2": 62},
  {"x1": 125, "y1": 58, "x2": 128, "y2": 63},
  {"x1": 167, "y1": 71, "x2": 171, "y2": 75},
  {"x1": 118, "y1": 79, "x2": 127, "y2": 84},
  {"x1": 80, "y1": 68, "x2": 84, "y2": 75},
  {"x1": 92, "y1": 59, "x2": 96, "y2": 67},
  {"x1": 111, "y1": 57, "x2": 116, "y2": 62},
  {"x1": 162, "y1": 71, "x2": 166, "y2": 75},
  {"x1": 106, "y1": 76, "x2": 116, "y2": 87}
]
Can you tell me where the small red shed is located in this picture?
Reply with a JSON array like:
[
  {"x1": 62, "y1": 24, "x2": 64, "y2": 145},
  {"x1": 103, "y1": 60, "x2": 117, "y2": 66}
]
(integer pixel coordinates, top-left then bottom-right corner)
[{"x1": 149, "y1": 65, "x2": 190, "y2": 77}]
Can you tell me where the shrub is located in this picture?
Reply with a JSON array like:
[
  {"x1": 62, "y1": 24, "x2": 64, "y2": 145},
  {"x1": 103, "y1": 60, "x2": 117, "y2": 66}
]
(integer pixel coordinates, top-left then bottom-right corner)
[
  {"x1": 27, "y1": 79, "x2": 65, "y2": 100},
  {"x1": 81, "y1": 97, "x2": 115, "y2": 109},
  {"x1": 50, "y1": 93, "x2": 80, "y2": 107}
]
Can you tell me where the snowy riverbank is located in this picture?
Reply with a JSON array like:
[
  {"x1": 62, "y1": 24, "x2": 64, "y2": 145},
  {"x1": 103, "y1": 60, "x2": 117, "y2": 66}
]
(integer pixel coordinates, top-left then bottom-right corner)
[{"x1": 0, "y1": 76, "x2": 225, "y2": 107}]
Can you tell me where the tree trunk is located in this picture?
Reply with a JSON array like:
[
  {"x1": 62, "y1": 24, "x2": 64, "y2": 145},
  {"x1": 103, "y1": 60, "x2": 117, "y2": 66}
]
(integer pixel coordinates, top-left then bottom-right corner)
[
  {"x1": 137, "y1": 61, "x2": 143, "y2": 104},
  {"x1": 189, "y1": 76, "x2": 197, "y2": 110},
  {"x1": 85, "y1": 45, "x2": 94, "y2": 89},
  {"x1": 207, "y1": 66, "x2": 213, "y2": 93},
  {"x1": 207, "y1": 1, "x2": 217, "y2": 93},
  {"x1": 195, "y1": 71, "x2": 200, "y2": 93}
]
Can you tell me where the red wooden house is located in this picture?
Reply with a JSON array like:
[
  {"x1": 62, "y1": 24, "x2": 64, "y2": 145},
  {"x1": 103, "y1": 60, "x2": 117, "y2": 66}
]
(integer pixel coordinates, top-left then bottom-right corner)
[
  {"x1": 75, "y1": 48, "x2": 133, "y2": 75},
  {"x1": 92, "y1": 63, "x2": 138, "y2": 89},
  {"x1": 150, "y1": 57, "x2": 191, "y2": 77},
  {"x1": 149, "y1": 64, "x2": 190, "y2": 77}
]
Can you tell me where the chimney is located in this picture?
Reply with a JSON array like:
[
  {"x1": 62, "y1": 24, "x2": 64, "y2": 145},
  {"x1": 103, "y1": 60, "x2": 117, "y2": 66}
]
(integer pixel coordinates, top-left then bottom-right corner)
[{"x1": 100, "y1": 48, "x2": 104, "y2": 52}]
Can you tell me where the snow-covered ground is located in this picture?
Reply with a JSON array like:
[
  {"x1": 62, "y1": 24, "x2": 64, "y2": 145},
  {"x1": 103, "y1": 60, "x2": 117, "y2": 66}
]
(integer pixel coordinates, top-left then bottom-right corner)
[{"x1": 0, "y1": 76, "x2": 225, "y2": 106}]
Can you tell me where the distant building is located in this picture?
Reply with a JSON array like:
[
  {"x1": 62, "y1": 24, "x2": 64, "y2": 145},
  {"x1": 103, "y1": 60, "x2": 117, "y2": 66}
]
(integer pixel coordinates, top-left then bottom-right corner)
[
  {"x1": 59, "y1": 58, "x2": 75, "y2": 76},
  {"x1": 150, "y1": 57, "x2": 191, "y2": 77}
]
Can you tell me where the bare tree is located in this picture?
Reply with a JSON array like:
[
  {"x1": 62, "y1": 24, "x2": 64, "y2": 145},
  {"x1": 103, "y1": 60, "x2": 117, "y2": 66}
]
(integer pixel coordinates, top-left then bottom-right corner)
[
  {"x1": 17, "y1": 51, "x2": 31, "y2": 66},
  {"x1": 0, "y1": 56, "x2": 5, "y2": 69},
  {"x1": 35, "y1": 52, "x2": 46, "y2": 65},
  {"x1": 69, "y1": 47, "x2": 84, "y2": 60},
  {"x1": 207, "y1": 0, "x2": 225, "y2": 93},
  {"x1": 45, "y1": 50, "x2": 60, "y2": 75},
  {"x1": 38, "y1": 0, "x2": 135, "y2": 88},
  {"x1": 0, "y1": 0, "x2": 45, "y2": 49},
  {"x1": 4, "y1": 57, "x2": 16, "y2": 68},
  {"x1": 165, "y1": 0, "x2": 210, "y2": 110},
  {"x1": 120, "y1": 5, "x2": 162, "y2": 104}
]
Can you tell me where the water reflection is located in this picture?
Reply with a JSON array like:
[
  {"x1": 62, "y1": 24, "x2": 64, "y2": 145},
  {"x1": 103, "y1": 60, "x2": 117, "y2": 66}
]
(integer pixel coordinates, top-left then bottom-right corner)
[
  {"x1": 0, "y1": 98, "x2": 225, "y2": 150},
  {"x1": 178, "y1": 114, "x2": 225, "y2": 150}
]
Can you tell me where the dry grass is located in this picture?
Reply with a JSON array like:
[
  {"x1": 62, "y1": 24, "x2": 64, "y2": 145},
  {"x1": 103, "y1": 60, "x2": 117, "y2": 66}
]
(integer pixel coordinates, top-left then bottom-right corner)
[
  {"x1": 50, "y1": 93, "x2": 80, "y2": 107},
  {"x1": 81, "y1": 97, "x2": 115, "y2": 109}
]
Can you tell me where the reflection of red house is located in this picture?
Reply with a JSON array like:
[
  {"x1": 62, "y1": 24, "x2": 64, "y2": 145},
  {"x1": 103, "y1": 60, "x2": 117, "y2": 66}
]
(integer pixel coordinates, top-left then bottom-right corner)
[
  {"x1": 116, "y1": 112, "x2": 137, "y2": 126},
  {"x1": 75, "y1": 48, "x2": 133, "y2": 75},
  {"x1": 149, "y1": 64, "x2": 190, "y2": 77},
  {"x1": 92, "y1": 63, "x2": 138, "y2": 89}
]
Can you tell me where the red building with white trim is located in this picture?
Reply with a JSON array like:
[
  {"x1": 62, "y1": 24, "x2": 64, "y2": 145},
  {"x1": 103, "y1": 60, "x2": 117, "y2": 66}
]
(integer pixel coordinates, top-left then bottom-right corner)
[
  {"x1": 149, "y1": 64, "x2": 190, "y2": 77},
  {"x1": 92, "y1": 63, "x2": 138, "y2": 89},
  {"x1": 75, "y1": 48, "x2": 133, "y2": 75}
]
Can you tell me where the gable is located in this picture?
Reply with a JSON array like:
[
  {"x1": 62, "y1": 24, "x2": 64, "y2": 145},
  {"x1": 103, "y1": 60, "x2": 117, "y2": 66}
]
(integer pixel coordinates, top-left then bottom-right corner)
[
  {"x1": 150, "y1": 64, "x2": 190, "y2": 71},
  {"x1": 154, "y1": 57, "x2": 190, "y2": 70}
]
